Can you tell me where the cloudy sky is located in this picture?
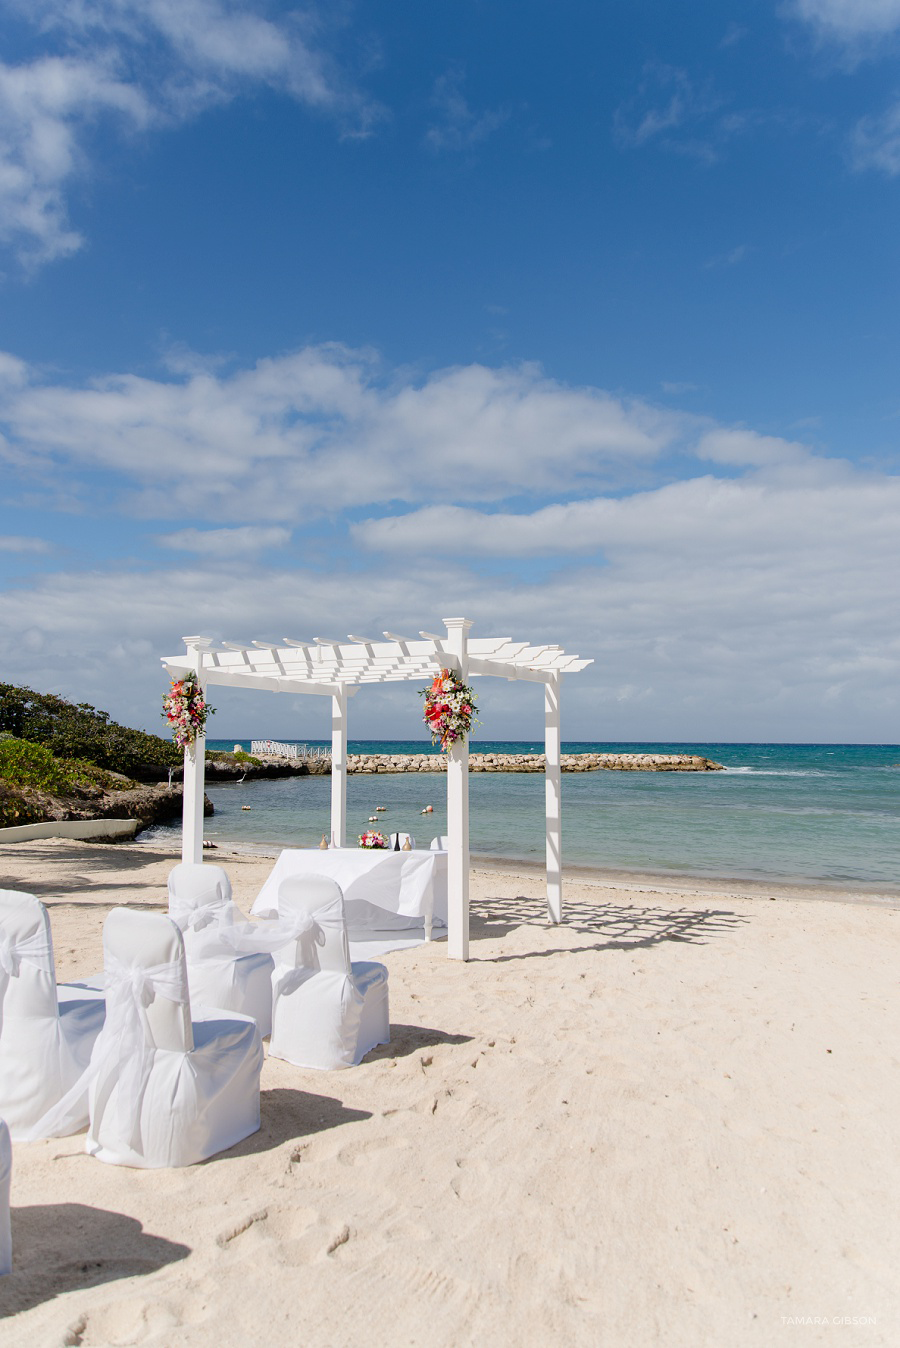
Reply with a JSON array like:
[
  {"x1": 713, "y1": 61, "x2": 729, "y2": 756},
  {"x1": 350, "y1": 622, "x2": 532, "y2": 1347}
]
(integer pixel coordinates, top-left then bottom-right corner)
[{"x1": 1, "y1": 0, "x2": 899, "y2": 743}]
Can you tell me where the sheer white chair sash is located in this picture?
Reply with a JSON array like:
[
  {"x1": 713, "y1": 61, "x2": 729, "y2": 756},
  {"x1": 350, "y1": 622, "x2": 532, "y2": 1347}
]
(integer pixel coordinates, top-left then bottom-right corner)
[
  {"x1": 169, "y1": 896, "x2": 243, "y2": 935},
  {"x1": 187, "y1": 912, "x2": 323, "y2": 962},
  {"x1": 270, "y1": 899, "x2": 350, "y2": 1001},
  {"x1": 28, "y1": 953, "x2": 187, "y2": 1145},
  {"x1": 0, "y1": 927, "x2": 53, "y2": 988}
]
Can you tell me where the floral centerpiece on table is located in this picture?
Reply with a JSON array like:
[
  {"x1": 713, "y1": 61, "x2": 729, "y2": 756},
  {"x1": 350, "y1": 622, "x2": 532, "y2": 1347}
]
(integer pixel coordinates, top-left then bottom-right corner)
[
  {"x1": 359, "y1": 829, "x2": 388, "y2": 849},
  {"x1": 162, "y1": 673, "x2": 214, "y2": 750},
  {"x1": 421, "y1": 667, "x2": 479, "y2": 752}
]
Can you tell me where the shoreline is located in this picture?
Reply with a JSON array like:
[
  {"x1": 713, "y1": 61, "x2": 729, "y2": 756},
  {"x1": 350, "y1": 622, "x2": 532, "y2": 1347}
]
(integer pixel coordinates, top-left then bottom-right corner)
[
  {"x1": 469, "y1": 854, "x2": 900, "y2": 906},
  {"x1": 134, "y1": 832, "x2": 900, "y2": 909}
]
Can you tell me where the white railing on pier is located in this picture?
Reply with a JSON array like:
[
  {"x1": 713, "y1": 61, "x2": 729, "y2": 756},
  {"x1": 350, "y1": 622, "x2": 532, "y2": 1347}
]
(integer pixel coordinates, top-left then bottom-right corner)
[{"x1": 250, "y1": 740, "x2": 330, "y2": 760}]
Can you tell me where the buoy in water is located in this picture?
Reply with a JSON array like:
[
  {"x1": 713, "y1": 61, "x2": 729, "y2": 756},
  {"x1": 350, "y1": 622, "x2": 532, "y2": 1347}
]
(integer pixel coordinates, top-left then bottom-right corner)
[
  {"x1": 241, "y1": 805, "x2": 252, "y2": 811},
  {"x1": 376, "y1": 805, "x2": 387, "y2": 812}
]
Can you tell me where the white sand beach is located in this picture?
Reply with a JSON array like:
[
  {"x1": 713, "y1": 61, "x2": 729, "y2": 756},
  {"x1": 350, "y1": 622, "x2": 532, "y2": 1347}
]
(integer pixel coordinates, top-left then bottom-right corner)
[{"x1": 0, "y1": 838, "x2": 897, "y2": 1346}]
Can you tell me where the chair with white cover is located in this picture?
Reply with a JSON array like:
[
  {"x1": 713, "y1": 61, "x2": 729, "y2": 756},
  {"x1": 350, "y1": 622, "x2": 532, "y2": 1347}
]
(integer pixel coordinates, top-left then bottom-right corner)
[
  {"x1": 167, "y1": 863, "x2": 274, "y2": 1036},
  {"x1": 0, "y1": 1118, "x2": 11, "y2": 1275},
  {"x1": 389, "y1": 833, "x2": 416, "y2": 850},
  {"x1": 85, "y1": 908, "x2": 262, "y2": 1168},
  {"x1": 430, "y1": 836, "x2": 449, "y2": 850},
  {"x1": 269, "y1": 876, "x2": 389, "y2": 1071},
  {"x1": 0, "y1": 889, "x2": 105, "y2": 1140}
]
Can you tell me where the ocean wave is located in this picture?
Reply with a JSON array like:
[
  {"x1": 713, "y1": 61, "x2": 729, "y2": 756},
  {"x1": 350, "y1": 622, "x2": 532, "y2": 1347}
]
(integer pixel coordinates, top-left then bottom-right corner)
[{"x1": 722, "y1": 767, "x2": 834, "y2": 777}]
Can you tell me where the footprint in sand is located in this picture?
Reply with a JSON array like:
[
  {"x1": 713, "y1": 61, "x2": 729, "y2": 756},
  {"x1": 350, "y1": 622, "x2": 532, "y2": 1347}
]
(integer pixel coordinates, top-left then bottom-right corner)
[
  {"x1": 262, "y1": 1205, "x2": 320, "y2": 1242},
  {"x1": 216, "y1": 1207, "x2": 269, "y2": 1248},
  {"x1": 449, "y1": 1154, "x2": 490, "y2": 1201},
  {"x1": 400, "y1": 1263, "x2": 470, "y2": 1306},
  {"x1": 65, "y1": 1295, "x2": 181, "y2": 1345},
  {"x1": 335, "y1": 1135, "x2": 410, "y2": 1168}
]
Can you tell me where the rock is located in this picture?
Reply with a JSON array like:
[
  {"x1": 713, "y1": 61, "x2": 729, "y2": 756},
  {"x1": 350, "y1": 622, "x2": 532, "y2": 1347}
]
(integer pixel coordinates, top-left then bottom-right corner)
[
  {"x1": 304, "y1": 751, "x2": 725, "y2": 775},
  {"x1": 5, "y1": 780, "x2": 210, "y2": 836}
]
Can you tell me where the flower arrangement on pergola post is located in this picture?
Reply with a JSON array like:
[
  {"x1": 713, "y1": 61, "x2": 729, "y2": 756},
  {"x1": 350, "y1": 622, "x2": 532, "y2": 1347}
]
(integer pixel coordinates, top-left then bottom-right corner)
[{"x1": 161, "y1": 618, "x2": 591, "y2": 961}]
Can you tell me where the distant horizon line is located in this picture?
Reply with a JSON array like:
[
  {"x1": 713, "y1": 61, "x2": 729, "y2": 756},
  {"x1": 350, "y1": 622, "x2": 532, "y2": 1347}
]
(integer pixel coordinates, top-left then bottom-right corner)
[{"x1": 201, "y1": 737, "x2": 900, "y2": 748}]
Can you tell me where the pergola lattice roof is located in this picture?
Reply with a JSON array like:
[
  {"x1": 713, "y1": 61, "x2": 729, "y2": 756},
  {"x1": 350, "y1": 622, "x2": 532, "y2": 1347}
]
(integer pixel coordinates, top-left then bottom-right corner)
[{"x1": 162, "y1": 633, "x2": 592, "y2": 695}]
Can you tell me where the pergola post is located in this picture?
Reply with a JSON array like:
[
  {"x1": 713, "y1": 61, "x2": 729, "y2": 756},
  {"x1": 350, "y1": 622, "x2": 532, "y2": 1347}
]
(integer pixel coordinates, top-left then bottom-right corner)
[
  {"x1": 545, "y1": 672, "x2": 562, "y2": 924},
  {"x1": 330, "y1": 684, "x2": 348, "y2": 847},
  {"x1": 444, "y1": 617, "x2": 472, "y2": 961},
  {"x1": 180, "y1": 636, "x2": 212, "y2": 865}
]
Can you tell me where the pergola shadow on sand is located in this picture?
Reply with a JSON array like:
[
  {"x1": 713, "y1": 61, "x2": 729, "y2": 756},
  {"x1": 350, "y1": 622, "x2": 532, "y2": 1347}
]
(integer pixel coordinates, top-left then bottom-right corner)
[{"x1": 162, "y1": 618, "x2": 592, "y2": 961}]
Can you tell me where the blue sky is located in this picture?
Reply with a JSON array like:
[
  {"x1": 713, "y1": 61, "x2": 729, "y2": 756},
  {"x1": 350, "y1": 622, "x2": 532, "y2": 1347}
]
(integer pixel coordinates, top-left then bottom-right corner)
[{"x1": 1, "y1": 0, "x2": 899, "y2": 743}]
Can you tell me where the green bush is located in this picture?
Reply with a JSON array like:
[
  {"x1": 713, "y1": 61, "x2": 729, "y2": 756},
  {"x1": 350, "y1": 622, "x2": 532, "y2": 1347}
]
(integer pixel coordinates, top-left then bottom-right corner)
[
  {"x1": 0, "y1": 737, "x2": 137, "y2": 795},
  {"x1": 233, "y1": 750, "x2": 262, "y2": 766},
  {"x1": 0, "y1": 683, "x2": 180, "y2": 778},
  {"x1": 0, "y1": 782, "x2": 46, "y2": 829},
  {"x1": 0, "y1": 738, "x2": 69, "y2": 792}
]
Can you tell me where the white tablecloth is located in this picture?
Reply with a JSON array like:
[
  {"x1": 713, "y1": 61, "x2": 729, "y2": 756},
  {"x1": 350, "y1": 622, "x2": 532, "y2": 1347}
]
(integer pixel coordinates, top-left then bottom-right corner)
[{"x1": 251, "y1": 849, "x2": 448, "y2": 938}]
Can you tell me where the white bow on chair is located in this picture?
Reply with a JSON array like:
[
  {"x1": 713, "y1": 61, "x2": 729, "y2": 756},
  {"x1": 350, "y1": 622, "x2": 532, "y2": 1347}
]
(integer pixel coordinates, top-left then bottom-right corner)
[
  {"x1": 0, "y1": 927, "x2": 52, "y2": 987},
  {"x1": 28, "y1": 953, "x2": 188, "y2": 1147}
]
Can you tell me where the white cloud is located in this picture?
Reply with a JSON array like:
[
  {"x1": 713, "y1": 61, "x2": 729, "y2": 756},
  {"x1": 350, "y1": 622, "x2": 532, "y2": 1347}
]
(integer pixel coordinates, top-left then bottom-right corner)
[
  {"x1": 425, "y1": 68, "x2": 509, "y2": 152},
  {"x1": 615, "y1": 66, "x2": 698, "y2": 147},
  {"x1": 21, "y1": 0, "x2": 344, "y2": 113},
  {"x1": 613, "y1": 64, "x2": 752, "y2": 164},
  {"x1": 0, "y1": 2, "x2": 377, "y2": 266},
  {"x1": 157, "y1": 525, "x2": 291, "y2": 556},
  {"x1": 851, "y1": 99, "x2": 900, "y2": 174},
  {"x1": 787, "y1": 3, "x2": 900, "y2": 174},
  {"x1": 1, "y1": 341, "x2": 898, "y2": 740},
  {"x1": 720, "y1": 23, "x2": 749, "y2": 48},
  {"x1": 0, "y1": 352, "x2": 29, "y2": 387},
  {"x1": 0, "y1": 535, "x2": 52, "y2": 553},
  {"x1": 352, "y1": 463, "x2": 898, "y2": 563},
  {"x1": 693, "y1": 427, "x2": 809, "y2": 467},
  {"x1": 0, "y1": 497, "x2": 897, "y2": 740},
  {"x1": 0, "y1": 346, "x2": 685, "y2": 518},
  {"x1": 790, "y1": 0, "x2": 900, "y2": 38},
  {"x1": 0, "y1": 55, "x2": 149, "y2": 265},
  {"x1": 703, "y1": 244, "x2": 751, "y2": 269}
]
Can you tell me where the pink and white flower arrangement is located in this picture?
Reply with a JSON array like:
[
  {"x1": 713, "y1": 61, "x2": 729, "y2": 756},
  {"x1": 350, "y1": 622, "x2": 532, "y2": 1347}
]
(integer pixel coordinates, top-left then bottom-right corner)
[
  {"x1": 162, "y1": 673, "x2": 214, "y2": 750},
  {"x1": 359, "y1": 829, "x2": 388, "y2": 849},
  {"x1": 421, "y1": 667, "x2": 479, "y2": 752}
]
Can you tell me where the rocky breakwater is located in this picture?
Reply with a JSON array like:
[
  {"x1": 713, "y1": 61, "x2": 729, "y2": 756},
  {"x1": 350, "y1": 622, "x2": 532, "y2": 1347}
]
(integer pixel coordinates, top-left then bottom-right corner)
[
  {"x1": 344, "y1": 752, "x2": 724, "y2": 773},
  {"x1": 203, "y1": 755, "x2": 330, "y2": 781}
]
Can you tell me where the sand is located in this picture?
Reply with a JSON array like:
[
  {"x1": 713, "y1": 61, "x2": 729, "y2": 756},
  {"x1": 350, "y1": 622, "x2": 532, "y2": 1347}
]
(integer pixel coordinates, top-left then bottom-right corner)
[{"x1": 0, "y1": 837, "x2": 897, "y2": 1347}]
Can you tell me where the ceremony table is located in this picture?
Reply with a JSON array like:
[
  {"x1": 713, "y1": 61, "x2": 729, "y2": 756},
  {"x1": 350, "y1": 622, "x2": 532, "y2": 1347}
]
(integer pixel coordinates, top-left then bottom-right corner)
[{"x1": 251, "y1": 848, "x2": 448, "y2": 945}]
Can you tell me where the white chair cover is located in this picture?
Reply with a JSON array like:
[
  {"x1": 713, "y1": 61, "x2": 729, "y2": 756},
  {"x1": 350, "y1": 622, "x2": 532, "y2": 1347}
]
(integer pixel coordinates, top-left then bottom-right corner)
[
  {"x1": 84, "y1": 909, "x2": 262, "y2": 1168},
  {"x1": 167, "y1": 863, "x2": 274, "y2": 1036},
  {"x1": 430, "y1": 836, "x2": 449, "y2": 850},
  {"x1": 0, "y1": 890, "x2": 105, "y2": 1140},
  {"x1": 0, "y1": 1118, "x2": 10, "y2": 1276},
  {"x1": 269, "y1": 876, "x2": 389, "y2": 1071}
]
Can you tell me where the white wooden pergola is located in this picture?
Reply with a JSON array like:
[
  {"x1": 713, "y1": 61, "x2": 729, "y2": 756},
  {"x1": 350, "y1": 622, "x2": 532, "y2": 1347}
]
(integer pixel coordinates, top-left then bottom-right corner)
[{"x1": 161, "y1": 618, "x2": 591, "y2": 961}]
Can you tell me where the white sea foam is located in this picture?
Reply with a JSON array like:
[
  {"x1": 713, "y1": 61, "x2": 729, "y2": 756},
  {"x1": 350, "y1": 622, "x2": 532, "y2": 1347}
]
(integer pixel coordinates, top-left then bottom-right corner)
[{"x1": 723, "y1": 767, "x2": 832, "y2": 777}]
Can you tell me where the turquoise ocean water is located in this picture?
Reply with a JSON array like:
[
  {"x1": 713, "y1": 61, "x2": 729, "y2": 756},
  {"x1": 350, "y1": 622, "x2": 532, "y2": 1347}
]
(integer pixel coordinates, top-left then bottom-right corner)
[{"x1": 140, "y1": 741, "x2": 900, "y2": 891}]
